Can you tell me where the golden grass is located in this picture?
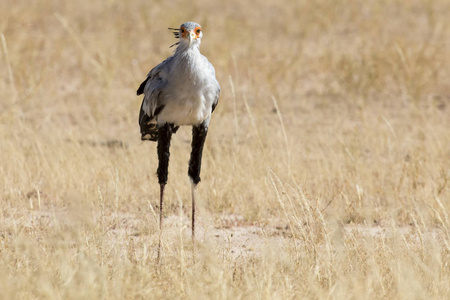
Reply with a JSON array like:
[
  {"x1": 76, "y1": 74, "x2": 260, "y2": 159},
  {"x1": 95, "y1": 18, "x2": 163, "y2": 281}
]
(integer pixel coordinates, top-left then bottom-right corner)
[{"x1": 1, "y1": 0, "x2": 449, "y2": 298}]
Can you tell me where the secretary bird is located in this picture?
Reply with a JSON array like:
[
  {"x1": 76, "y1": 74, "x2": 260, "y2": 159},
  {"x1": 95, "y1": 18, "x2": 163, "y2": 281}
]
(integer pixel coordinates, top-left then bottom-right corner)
[{"x1": 137, "y1": 21, "x2": 220, "y2": 260}]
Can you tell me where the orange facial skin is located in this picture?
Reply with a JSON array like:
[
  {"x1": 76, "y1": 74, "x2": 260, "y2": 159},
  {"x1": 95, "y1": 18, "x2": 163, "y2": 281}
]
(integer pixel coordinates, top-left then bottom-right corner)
[{"x1": 180, "y1": 25, "x2": 202, "y2": 39}]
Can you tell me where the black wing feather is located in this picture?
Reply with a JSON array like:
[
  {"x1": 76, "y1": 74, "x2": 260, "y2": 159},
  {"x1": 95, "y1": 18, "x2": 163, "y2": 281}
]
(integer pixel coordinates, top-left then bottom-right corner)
[
  {"x1": 137, "y1": 77, "x2": 149, "y2": 96},
  {"x1": 212, "y1": 101, "x2": 218, "y2": 113}
]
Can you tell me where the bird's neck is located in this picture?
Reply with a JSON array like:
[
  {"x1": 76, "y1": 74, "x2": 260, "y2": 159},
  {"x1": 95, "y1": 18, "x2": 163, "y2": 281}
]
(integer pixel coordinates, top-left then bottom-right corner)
[
  {"x1": 173, "y1": 45, "x2": 204, "y2": 79},
  {"x1": 175, "y1": 43, "x2": 201, "y2": 56}
]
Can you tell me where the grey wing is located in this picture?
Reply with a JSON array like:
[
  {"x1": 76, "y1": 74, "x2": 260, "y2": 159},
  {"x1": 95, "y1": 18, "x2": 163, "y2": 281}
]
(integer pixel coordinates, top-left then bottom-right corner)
[
  {"x1": 208, "y1": 62, "x2": 220, "y2": 113},
  {"x1": 138, "y1": 56, "x2": 174, "y2": 126},
  {"x1": 211, "y1": 85, "x2": 220, "y2": 113}
]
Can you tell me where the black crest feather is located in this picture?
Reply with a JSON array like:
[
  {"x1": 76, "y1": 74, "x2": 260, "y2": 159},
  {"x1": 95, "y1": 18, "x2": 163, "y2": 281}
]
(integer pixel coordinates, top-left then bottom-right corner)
[
  {"x1": 168, "y1": 27, "x2": 180, "y2": 48},
  {"x1": 168, "y1": 27, "x2": 180, "y2": 38}
]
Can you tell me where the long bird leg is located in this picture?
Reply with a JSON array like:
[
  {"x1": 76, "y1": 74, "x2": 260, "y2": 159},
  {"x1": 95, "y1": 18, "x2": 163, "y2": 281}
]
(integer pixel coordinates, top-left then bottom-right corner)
[
  {"x1": 156, "y1": 184, "x2": 165, "y2": 265},
  {"x1": 156, "y1": 123, "x2": 173, "y2": 263},
  {"x1": 190, "y1": 181, "x2": 197, "y2": 253},
  {"x1": 188, "y1": 123, "x2": 208, "y2": 258}
]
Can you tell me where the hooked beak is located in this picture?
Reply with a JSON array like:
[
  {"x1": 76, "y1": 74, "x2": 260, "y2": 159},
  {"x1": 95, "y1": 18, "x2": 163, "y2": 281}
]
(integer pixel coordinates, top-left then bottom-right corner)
[{"x1": 188, "y1": 30, "x2": 195, "y2": 46}]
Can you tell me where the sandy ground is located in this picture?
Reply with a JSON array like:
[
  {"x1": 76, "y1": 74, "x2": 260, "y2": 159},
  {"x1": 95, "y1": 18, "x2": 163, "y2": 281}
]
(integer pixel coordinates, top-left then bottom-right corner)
[{"x1": 7, "y1": 202, "x2": 444, "y2": 264}]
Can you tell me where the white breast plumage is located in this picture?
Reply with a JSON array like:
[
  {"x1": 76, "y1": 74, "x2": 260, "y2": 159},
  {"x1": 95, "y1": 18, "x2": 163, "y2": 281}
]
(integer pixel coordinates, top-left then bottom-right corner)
[{"x1": 156, "y1": 48, "x2": 218, "y2": 125}]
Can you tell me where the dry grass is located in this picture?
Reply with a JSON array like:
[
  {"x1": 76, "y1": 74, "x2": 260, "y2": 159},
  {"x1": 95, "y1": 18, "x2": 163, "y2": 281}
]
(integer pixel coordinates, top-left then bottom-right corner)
[{"x1": 1, "y1": 0, "x2": 449, "y2": 298}]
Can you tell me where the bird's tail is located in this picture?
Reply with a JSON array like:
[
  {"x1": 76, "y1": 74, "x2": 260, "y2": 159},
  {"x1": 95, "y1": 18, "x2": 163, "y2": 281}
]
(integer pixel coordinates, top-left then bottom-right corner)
[
  {"x1": 140, "y1": 122, "x2": 159, "y2": 141},
  {"x1": 139, "y1": 103, "x2": 158, "y2": 141},
  {"x1": 138, "y1": 102, "x2": 179, "y2": 141}
]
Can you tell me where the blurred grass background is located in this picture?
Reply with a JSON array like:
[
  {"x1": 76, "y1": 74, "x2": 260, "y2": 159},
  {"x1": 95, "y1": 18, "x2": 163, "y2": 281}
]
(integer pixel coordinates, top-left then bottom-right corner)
[{"x1": 0, "y1": 0, "x2": 449, "y2": 298}]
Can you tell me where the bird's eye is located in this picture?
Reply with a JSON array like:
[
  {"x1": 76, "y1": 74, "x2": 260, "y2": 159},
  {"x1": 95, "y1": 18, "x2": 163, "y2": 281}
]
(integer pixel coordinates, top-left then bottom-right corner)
[
  {"x1": 180, "y1": 28, "x2": 185, "y2": 33},
  {"x1": 196, "y1": 29, "x2": 201, "y2": 34}
]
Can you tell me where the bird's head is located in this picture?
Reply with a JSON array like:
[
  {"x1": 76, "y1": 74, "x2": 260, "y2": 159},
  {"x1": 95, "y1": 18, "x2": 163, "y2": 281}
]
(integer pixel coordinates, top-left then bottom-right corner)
[{"x1": 169, "y1": 22, "x2": 202, "y2": 49}]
